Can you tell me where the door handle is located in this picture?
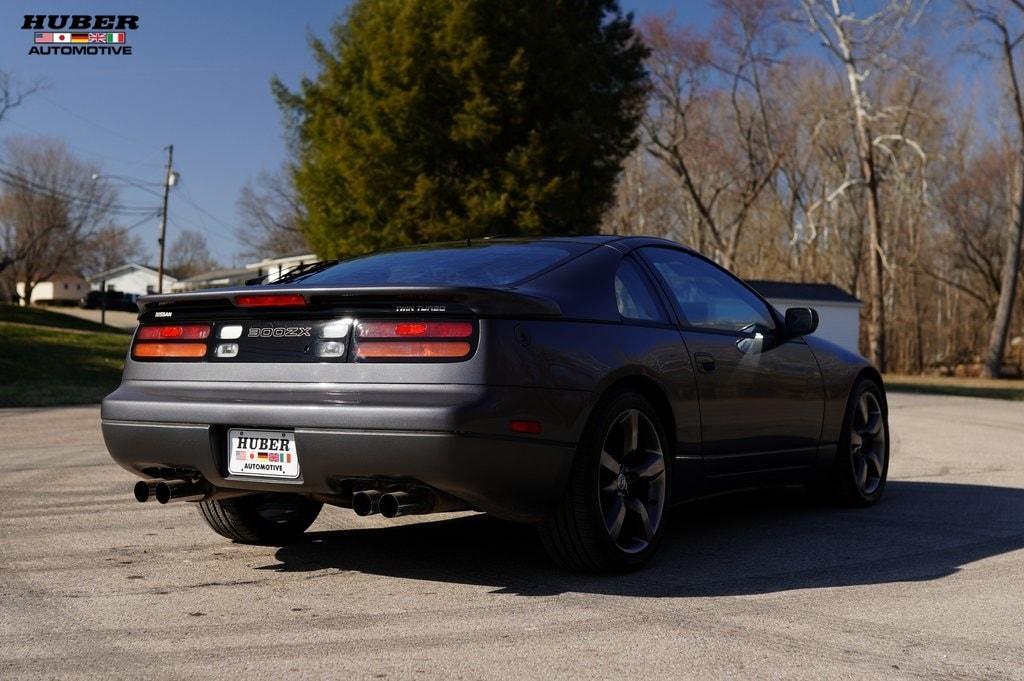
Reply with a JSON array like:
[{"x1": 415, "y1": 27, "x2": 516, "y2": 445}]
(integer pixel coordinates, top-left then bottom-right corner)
[{"x1": 694, "y1": 352, "x2": 716, "y2": 373}]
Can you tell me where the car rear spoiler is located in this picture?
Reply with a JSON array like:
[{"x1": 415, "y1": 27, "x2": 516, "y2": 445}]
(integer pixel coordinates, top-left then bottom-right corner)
[{"x1": 136, "y1": 285, "x2": 562, "y2": 318}]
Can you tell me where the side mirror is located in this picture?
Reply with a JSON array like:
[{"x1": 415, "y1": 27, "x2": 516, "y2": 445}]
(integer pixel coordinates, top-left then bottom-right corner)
[{"x1": 784, "y1": 307, "x2": 818, "y2": 338}]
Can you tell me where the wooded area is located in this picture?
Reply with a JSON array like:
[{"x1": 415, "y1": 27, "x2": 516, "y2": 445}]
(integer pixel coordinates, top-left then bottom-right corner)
[{"x1": 604, "y1": 0, "x2": 1024, "y2": 377}]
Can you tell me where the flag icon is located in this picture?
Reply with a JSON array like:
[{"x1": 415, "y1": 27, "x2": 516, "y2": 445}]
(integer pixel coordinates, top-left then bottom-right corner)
[{"x1": 34, "y1": 32, "x2": 125, "y2": 44}]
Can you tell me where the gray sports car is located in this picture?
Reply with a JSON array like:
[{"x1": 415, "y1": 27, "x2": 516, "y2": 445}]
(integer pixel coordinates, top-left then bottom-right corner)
[{"x1": 103, "y1": 236, "x2": 889, "y2": 572}]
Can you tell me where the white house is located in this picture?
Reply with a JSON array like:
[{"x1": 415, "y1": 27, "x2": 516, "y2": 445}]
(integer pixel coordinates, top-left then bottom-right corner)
[
  {"x1": 246, "y1": 251, "x2": 318, "y2": 283},
  {"x1": 171, "y1": 267, "x2": 254, "y2": 292},
  {"x1": 88, "y1": 263, "x2": 178, "y2": 297},
  {"x1": 16, "y1": 273, "x2": 89, "y2": 305},
  {"x1": 747, "y1": 280, "x2": 862, "y2": 356}
]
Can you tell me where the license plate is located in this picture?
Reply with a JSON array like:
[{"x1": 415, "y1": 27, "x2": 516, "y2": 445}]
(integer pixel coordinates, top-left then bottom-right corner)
[{"x1": 227, "y1": 429, "x2": 299, "y2": 479}]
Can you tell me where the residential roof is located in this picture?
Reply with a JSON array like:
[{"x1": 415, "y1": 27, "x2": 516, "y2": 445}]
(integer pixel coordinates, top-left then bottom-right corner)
[
  {"x1": 88, "y1": 262, "x2": 177, "y2": 283},
  {"x1": 746, "y1": 280, "x2": 861, "y2": 304},
  {"x1": 178, "y1": 267, "x2": 252, "y2": 283}
]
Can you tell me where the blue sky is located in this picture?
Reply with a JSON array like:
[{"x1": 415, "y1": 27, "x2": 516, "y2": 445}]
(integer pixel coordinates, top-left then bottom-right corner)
[{"x1": 0, "y1": 1, "x2": 955, "y2": 265}]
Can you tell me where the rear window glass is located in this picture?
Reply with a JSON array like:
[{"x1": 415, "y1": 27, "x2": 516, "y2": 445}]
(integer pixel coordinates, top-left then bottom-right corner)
[{"x1": 292, "y1": 242, "x2": 586, "y2": 287}]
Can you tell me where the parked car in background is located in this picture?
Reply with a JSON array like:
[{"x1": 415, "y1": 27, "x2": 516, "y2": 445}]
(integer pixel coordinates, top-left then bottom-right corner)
[
  {"x1": 80, "y1": 290, "x2": 139, "y2": 312},
  {"x1": 103, "y1": 236, "x2": 889, "y2": 572}
]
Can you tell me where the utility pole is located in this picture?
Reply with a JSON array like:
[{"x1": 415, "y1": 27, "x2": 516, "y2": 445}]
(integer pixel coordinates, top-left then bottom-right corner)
[{"x1": 157, "y1": 144, "x2": 174, "y2": 294}]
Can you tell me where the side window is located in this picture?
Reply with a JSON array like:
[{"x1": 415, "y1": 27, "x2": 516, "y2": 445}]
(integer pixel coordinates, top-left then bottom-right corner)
[
  {"x1": 614, "y1": 258, "x2": 666, "y2": 322},
  {"x1": 639, "y1": 248, "x2": 774, "y2": 334}
]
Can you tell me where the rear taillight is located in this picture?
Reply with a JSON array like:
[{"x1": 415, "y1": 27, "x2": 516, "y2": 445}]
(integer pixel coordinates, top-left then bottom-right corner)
[
  {"x1": 137, "y1": 324, "x2": 210, "y2": 340},
  {"x1": 132, "y1": 342, "x2": 208, "y2": 359},
  {"x1": 356, "y1": 341, "x2": 472, "y2": 359},
  {"x1": 235, "y1": 294, "x2": 306, "y2": 308},
  {"x1": 357, "y1": 321, "x2": 474, "y2": 338},
  {"x1": 133, "y1": 324, "x2": 211, "y2": 360},
  {"x1": 355, "y1": 319, "x2": 476, "y2": 361}
]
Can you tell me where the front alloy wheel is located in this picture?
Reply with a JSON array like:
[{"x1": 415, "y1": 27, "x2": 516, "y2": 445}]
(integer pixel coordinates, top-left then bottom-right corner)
[
  {"x1": 850, "y1": 390, "x2": 886, "y2": 496},
  {"x1": 819, "y1": 378, "x2": 890, "y2": 506}
]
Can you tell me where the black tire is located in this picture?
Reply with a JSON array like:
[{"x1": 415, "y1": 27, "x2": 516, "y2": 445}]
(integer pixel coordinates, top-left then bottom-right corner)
[
  {"x1": 821, "y1": 378, "x2": 890, "y2": 506},
  {"x1": 197, "y1": 493, "x2": 323, "y2": 544},
  {"x1": 539, "y1": 390, "x2": 672, "y2": 572}
]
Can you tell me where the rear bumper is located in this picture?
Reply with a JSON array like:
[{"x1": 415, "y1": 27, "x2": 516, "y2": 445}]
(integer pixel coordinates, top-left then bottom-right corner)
[{"x1": 101, "y1": 381, "x2": 590, "y2": 522}]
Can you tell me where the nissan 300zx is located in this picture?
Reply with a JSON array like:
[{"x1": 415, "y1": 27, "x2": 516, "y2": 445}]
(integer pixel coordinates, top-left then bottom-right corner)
[{"x1": 103, "y1": 236, "x2": 889, "y2": 572}]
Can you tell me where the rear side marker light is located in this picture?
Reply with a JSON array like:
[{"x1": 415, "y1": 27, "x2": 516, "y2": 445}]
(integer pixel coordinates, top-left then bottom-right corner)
[
  {"x1": 355, "y1": 341, "x2": 471, "y2": 359},
  {"x1": 133, "y1": 342, "x2": 207, "y2": 359},
  {"x1": 137, "y1": 324, "x2": 210, "y2": 340},
  {"x1": 235, "y1": 294, "x2": 306, "y2": 308},
  {"x1": 509, "y1": 420, "x2": 543, "y2": 435},
  {"x1": 215, "y1": 343, "x2": 239, "y2": 358},
  {"x1": 357, "y1": 321, "x2": 474, "y2": 338}
]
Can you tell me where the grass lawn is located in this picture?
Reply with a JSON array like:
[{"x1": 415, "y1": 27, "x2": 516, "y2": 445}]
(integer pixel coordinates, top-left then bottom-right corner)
[
  {"x1": 884, "y1": 374, "x2": 1024, "y2": 401},
  {"x1": 0, "y1": 304, "x2": 129, "y2": 334},
  {"x1": 0, "y1": 306, "x2": 131, "y2": 407}
]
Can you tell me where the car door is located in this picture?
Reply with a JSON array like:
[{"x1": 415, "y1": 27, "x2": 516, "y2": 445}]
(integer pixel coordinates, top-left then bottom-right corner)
[{"x1": 637, "y1": 247, "x2": 824, "y2": 478}]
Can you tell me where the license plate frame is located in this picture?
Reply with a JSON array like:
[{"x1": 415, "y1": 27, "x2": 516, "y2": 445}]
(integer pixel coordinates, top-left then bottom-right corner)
[{"x1": 227, "y1": 429, "x2": 300, "y2": 479}]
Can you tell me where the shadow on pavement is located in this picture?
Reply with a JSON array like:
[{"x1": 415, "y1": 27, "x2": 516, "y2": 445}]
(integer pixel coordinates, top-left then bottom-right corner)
[{"x1": 262, "y1": 481, "x2": 1024, "y2": 597}]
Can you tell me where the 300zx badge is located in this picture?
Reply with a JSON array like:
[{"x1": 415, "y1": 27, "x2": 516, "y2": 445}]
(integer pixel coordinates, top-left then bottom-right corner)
[{"x1": 247, "y1": 326, "x2": 312, "y2": 338}]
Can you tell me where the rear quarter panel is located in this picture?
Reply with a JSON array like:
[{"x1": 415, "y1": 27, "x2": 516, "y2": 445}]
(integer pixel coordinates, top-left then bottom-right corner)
[{"x1": 483, "y1": 319, "x2": 702, "y2": 457}]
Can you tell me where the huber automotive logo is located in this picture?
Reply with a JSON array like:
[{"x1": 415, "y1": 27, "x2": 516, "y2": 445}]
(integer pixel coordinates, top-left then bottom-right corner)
[{"x1": 22, "y1": 14, "x2": 137, "y2": 56}]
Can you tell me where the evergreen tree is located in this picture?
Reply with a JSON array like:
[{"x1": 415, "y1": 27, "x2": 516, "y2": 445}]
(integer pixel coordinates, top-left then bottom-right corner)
[{"x1": 273, "y1": 0, "x2": 648, "y2": 257}]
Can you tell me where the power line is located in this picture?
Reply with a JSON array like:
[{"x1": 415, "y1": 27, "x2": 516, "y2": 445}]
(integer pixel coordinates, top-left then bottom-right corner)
[
  {"x1": 35, "y1": 91, "x2": 154, "y2": 150},
  {"x1": 166, "y1": 212, "x2": 237, "y2": 245},
  {"x1": 3, "y1": 117, "x2": 167, "y2": 171},
  {"x1": 0, "y1": 160, "x2": 160, "y2": 215},
  {"x1": 177, "y1": 179, "x2": 235, "y2": 231}
]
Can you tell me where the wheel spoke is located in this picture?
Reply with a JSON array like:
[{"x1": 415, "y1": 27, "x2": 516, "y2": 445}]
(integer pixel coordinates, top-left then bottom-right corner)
[
  {"x1": 858, "y1": 396, "x2": 869, "y2": 426},
  {"x1": 862, "y1": 412, "x2": 882, "y2": 437},
  {"x1": 865, "y1": 449, "x2": 884, "y2": 478},
  {"x1": 604, "y1": 497, "x2": 626, "y2": 540},
  {"x1": 623, "y1": 410, "x2": 639, "y2": 455},
  {"x1": 600, "y1": 449, "x2": 619, "y2": 474},
  {"x1": 850, "y1": 430, "x2": 863, "y2": 448},
  {"x1": 625, "y1": 497, "x2": 653, "y2": 541},
  {"x1": 625, "y1": 450, "x2": 665, "y2": 482},
  {"x1": 853, "y1": 454, "x2": 868, "y2": 489}
]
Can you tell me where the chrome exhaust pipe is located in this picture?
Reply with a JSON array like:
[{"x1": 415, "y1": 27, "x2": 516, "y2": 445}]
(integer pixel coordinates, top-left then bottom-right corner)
[
  {"x1": 134, "y1": 480, "x2": 159, "y2": 503},
  {"x1": 351, "y1": 490, "x2": 382, "y2": 516},
  {"x1": 155, "y1": 479, "x2": 209, "y2": 504},
  {"x1": 379, "y1": 490, "x2": 433, "y2": 518}
]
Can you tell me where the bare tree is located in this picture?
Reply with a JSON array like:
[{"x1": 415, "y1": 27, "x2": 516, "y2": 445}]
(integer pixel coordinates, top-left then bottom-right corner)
[
  {"x1": 166, "y1": 229, "x2": 218, "y2": 279},
  {"x1": 0, "y1": 71, "x2": 39, "y2": 126},
  {"x1": 799, "y1": 0, "x2": 929, "y2": 371},
  {"x1": 641, "y1": 1, "x2": 788, "y2": 268},
  {"x1": 960, "y1": 0, "x2": 1024, "y2": 377},
  {"x1": 78, "y1": 225, "x2": 148, "y2": 278},
  {"x1": 236, "y1": 167, "x2": 308, "y2": 259},
  {"x1": 0, "y1": 137, "x2": 116, "y2": 304}
]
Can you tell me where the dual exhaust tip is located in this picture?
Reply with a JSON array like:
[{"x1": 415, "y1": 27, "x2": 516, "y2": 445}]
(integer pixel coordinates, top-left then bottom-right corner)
[
  {"x1": 134, "y1": 479, "x2": 207, "y2": 504},
  {"x1": 352, "y1": 489, "x2": 432, "y2": 518}
]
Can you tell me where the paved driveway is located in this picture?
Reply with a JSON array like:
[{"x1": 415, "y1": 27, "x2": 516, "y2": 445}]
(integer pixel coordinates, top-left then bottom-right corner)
[
  {"x1": 50, "y1": 307, "x2": 139, "y2": 329},
  {"x1": 1, "y1": 393, "x2": 1022, "y2": 680}
]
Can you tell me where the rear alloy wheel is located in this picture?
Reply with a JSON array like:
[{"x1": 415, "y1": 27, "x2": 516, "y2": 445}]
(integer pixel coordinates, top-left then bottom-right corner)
[
  {"x1": 540, "y1": 391, "x2": 670, "y2": 572},
  {"x1": 198, "y1": 493, "x2": 322, "y2": 544},
  {"x1": 824, "y1": 379, "x2": 890, "y2": 506}
]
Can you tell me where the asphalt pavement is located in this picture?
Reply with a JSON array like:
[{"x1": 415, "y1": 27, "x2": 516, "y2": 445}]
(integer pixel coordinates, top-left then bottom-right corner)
[{"x1": 1, "y1": 392, "x2": 1022, "y2": 680}]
